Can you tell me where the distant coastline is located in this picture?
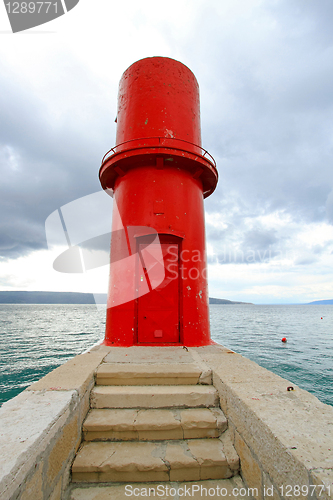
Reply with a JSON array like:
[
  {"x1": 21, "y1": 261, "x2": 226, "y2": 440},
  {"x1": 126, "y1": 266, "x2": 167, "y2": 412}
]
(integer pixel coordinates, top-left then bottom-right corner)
[
  {"x1": 209, "y1": 297, "x2": 253, "y2": 305},
  {"x1": 307, "y1": 299, "x2": 333, "y2": 305},
  {"x1": 0, "y1": 291, "x2": 331, "y2": 305},
  {"x1": 0, "y1": 291, "x2": 104, "y2": 304},
  {"x1": 0, "y1": 291, "x2": 253, "y2": 305}
]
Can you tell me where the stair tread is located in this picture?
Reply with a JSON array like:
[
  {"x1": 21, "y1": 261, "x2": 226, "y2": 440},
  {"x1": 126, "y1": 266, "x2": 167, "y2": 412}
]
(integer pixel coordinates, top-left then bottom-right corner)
[
  {"x1": 84, "y1": 407, "x2": 225, "y2": 431},
  {"x1": 96, "y1": 363, "x2": 210, "y2": 385},
  {"x1": 97, "y1": 363, "x2": 203, "y2": 377},
  {"x1": 69, "y1": 476, "x2": 251, "y2": 499},
  {"x1": 92, "y1": 385, "x2": 217, "y2": 394},
  {"x1": 83, "y1": 407, "x2": 227, "y2": 441},
  {"x1": 72, "y1": 438, "x2": 237, "y2": 482},
  {"x1": 91, "y1": 385, "x2": 219, "y2": 409}
]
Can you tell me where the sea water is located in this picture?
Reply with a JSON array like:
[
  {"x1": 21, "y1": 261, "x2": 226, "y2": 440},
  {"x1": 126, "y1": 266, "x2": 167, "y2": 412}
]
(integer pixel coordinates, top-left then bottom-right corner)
[
  {"x1": 0, "y1": 304, "x2": 332, "y2": 407},
  {"x1": 211, "y1": 304, "x2": 333, "y2": 406},
  {"x1": 0, "y1": 304, "x2": 105, "y2": 406}
]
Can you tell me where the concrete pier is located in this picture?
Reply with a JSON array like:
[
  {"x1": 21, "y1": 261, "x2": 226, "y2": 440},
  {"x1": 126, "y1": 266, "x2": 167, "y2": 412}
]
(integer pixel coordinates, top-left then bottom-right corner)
[{"x1": 0, "y1": 344, "x2": 332, "y2": 499}]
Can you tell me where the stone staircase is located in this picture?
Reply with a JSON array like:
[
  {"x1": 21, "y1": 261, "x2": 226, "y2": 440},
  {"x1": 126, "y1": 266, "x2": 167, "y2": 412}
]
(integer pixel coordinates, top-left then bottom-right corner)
[{"x1": 69, "y1": 358, "x2": 245, "y2": 498}]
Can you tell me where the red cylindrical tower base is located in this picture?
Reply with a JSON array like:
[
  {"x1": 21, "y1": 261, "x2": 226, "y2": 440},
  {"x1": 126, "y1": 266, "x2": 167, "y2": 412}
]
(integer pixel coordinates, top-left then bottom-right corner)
[{"x1": 100, "y1": 57, "x2": 218, "y2": 347}]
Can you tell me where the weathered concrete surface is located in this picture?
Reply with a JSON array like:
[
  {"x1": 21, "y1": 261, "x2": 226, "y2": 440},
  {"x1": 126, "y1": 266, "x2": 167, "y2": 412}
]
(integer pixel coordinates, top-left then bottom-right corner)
[
  {"x1": 27, "y1": 346, "x2": 111, "y2": 397},
  {"x1": 0, "y1": 390, "x2": 77, "y2": 500},
  {"x1": 103, "y1": 346, "x2": 195, "y2": 364}
]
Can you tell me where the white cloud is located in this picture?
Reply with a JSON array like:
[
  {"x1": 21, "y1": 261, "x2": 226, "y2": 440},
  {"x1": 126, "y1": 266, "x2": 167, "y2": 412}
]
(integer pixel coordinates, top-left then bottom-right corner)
[{"x1": 0, "y1": 247, "x2": 109, "y2": 293}]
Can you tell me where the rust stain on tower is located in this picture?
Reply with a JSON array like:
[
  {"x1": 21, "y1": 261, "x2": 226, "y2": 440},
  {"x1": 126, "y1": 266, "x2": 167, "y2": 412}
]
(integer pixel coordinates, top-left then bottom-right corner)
[{"x1": 100, "y1": 56, "x2": 218, "y2": 346}]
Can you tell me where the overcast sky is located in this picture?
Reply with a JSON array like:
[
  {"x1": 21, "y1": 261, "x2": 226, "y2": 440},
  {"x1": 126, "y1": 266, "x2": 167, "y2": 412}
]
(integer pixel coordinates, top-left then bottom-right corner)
[{"x1": 1, "y1": 0, "x2": 333, "y2": 304}]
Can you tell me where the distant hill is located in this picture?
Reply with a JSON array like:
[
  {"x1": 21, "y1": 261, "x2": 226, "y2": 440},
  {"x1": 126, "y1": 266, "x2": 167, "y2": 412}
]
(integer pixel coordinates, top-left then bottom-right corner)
[
  {"x1": 0, "y1": 291, "x2": 252, "y2": 305},
  {"x1": 209, "y1": 297, "x2": 253, "y2": 305},
  {"x1": 307, "y1": 299, "x2": 333, "y2": 305},
  {"x1": 0, "y1": 291, "x2": 107, "y2": 304}
]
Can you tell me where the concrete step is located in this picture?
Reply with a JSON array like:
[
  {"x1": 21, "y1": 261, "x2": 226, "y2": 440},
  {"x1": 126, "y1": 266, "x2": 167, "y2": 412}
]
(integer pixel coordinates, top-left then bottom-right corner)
[
  {"x1": 91, "y1": 385, "x2": 219, "y2": 409},
  {"x1": 69, "y1": 476, "x2": 251, "y2": 499},
  {"x1": 71, "y1": 436, "x2": 239, "y2": 483},
  {"x1": 95, "y1": 363, "x2": 211, "y2": 385},
  {"x1": 83, "y1": 407, "x2": 227, "y2": 441}
]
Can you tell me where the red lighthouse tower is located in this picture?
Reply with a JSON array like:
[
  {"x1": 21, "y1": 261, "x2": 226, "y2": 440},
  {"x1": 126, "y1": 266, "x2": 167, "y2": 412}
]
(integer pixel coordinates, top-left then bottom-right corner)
[{"x1": 100, "y1": 57, "x2": 218, "y2": 347}]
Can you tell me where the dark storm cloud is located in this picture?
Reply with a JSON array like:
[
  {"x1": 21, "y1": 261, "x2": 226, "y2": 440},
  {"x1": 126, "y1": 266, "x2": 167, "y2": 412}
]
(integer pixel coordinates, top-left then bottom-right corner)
[
  {"x1": 181, "y1": 0, "x2": 333, "y2": 265},
  {"x1": 206, "y1": 216, "x2": 288, "y2": 265},
  {"x1": 242, "y1": 228, "x2": 278, "y2": 251},
  {"x1": 0, "y1": 59, "x2": 115, "y2": 259},
  {"x1": 189, "y1": 2, "x2": 333, "y2": 215},
  {"x1": 294, "y1": 256, "x2": 318, "y2": 266}
]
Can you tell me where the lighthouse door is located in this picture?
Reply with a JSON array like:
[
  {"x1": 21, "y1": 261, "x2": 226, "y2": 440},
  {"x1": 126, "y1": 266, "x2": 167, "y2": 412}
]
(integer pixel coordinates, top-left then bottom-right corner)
[{"x1": 137, "y1": 241, "x2": 180, "y2": 344}]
